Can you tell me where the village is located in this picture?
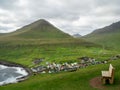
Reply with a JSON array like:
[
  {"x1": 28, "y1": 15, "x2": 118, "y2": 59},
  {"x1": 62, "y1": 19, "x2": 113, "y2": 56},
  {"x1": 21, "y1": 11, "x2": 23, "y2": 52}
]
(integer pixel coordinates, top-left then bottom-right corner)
[{"x1": 31, "y1": 54, "x2": 120, "y2": 74}]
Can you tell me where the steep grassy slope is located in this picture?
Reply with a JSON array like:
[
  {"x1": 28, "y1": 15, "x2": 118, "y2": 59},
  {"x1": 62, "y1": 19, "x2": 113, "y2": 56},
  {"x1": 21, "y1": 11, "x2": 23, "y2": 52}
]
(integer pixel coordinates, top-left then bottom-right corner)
[
  {"x1": 84, "y1": 21, "x2": 120, "y2": 49},
  {"x1": 0, "y1": 19, "x2": 71, "y2": 39},
  {"x1": 0, "y1": 38, "x2": 103, "y2": 66},
  {"x1": 0, "y1": 19, "x2": 101, "y2": 66}
]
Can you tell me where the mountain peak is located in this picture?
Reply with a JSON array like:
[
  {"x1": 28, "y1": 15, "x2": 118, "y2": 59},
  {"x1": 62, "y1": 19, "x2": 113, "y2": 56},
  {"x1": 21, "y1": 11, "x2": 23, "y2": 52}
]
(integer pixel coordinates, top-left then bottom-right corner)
[
  {"x1": 73, "y1": 33, "x2": 82, "y2": 38},
  {"x1": 29, "y1": 19, "x2": 52, "y2": 27},
  {"x1": 36, "y1": 19, "x2": 50, "y2": 24},
  {"x1": 3, "y1": 19, "x2": 71, "y2": 39}
]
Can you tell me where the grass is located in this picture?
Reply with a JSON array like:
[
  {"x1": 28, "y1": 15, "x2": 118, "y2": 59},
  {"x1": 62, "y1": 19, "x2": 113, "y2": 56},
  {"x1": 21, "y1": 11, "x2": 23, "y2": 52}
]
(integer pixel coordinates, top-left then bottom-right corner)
[
  {"x1": 0, "y1": 38, "x2": 118, "y2": 67},
  {"x1": 84, "y1": 31, "x2": 120, "y2": 49},
  {"x1": 0, "y1": 19, "x2": 120, "y2": 90},
  {"x1": 0, "y1": 37, "x2": 120, "y2": 90},
  {"x1": 0, "y1": 60, "x2": 120, "y2": 90}
]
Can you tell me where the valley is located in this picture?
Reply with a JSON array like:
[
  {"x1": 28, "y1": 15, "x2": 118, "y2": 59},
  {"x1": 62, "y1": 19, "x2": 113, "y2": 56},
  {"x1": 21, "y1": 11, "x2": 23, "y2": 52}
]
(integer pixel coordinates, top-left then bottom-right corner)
[{"x1": 0, "y1": 19, "x2": 120, "y2": 90}]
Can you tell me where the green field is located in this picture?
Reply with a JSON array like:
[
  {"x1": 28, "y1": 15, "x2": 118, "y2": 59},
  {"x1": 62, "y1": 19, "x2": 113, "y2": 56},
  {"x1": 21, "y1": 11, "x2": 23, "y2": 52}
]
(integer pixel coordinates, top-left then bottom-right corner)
[
  {"x1": 0, "y1": 37, "x2": 120, "y2": 90},
  {"x1": 0, "y1": 19, "x2": 120, "y2": 90},
  {"x1": 0, "y1": 38, "x2": 118, "y2": 67}
]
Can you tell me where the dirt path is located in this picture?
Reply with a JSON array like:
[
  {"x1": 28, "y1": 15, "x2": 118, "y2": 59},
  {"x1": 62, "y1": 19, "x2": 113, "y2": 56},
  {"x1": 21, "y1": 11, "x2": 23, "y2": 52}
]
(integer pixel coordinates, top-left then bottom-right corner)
[{"x1": 90, "y1": 76, "x2": 106, "y2": 89}]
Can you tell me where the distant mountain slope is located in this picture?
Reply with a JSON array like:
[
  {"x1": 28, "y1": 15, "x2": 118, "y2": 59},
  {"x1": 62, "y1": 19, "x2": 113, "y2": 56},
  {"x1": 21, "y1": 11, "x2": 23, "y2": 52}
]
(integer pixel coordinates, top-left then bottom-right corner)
[
  {"x1": 0, "y1": 19, "x2": 71, "y2": 39},
  {"x1": 73, "y1": 34, "x2": 82, "y2": 38},
  {"x1": 90, "y1": 21, "x2": 120, "y2": 34},
  {"x1": 84, "y1": 21, "x2": 120, "y2": 49}
]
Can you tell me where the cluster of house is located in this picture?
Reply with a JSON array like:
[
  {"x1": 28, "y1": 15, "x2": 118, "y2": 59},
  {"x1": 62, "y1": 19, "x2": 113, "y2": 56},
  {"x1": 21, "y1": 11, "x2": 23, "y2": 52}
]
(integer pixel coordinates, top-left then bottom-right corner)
[
  {"x1": 31, "y1": 57, "x2": 99, "y2": 74},
  {"x1": 31, "y1": 62, "x2": 78, "y2": 74},
  {"x1": 31, "y1": 54, "x2": 120, "y2": 74}
]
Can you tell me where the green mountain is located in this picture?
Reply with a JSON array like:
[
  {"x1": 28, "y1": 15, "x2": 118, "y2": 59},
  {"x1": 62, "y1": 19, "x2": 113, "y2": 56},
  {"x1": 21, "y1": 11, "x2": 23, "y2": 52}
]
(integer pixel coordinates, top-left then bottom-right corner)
[
  {"x1": 0, "y1": 19, "x2": 94, "y2": 47},
  {"x1": 0, "y1": 19, "x2": 98, "y2": 66},
  {"x1": 1, "y1": 20, "x2": 120, "y2": 90},
  {"x1": 0, "y1": 19, "x2": 71, "y2": 39},
  {"x1": 84, "y1": 21, "x2": 120, "y2": 49}
]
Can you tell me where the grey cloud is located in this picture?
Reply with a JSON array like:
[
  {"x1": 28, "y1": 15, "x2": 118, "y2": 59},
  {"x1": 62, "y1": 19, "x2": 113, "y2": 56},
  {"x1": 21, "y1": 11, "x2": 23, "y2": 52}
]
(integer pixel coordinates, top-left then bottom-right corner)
[
  {"x1": 0, "y1": 0, "x2": 120, "y2": 35},
  {"x1": 0, "y1": 26, "x2": 10, "y2": 30},
  {"x1": 0, "y1": 25, "x2": 15, "y2": 32},
  {"x1": 94, "y1": 0, "x2": 120, "y2": 7},
  {"x1": 0, "y1": 0, "x2": 18, "y2": 10}
]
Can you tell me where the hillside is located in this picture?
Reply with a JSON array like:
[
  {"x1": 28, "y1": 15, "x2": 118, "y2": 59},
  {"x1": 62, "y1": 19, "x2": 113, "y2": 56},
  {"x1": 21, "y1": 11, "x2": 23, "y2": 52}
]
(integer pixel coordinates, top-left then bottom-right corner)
[
  {"x1": 0, "y1": 19, "x2": 120, "y2": 90},
  {"x1": 89, "y1": 21, "x2": 120, "y2": 34},
  {"x1": 0, "y1": 19, "x2": 93, "y2": 47},
  {"x1": 0, "y1": 19, "x2": 71, "y2": 39},
  {"x1": 83, "y1": 21, "x2": 120, "y2": 49},
  {"x1": 0, "y1": 19, "x2": 98, "y2": 65}
]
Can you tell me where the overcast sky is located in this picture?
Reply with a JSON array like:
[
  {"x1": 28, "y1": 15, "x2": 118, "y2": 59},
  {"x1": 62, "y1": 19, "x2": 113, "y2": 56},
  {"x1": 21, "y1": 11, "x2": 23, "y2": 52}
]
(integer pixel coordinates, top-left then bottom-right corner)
[{"x1": 0, "y1": 0, "x2": 120, "y2": 35}]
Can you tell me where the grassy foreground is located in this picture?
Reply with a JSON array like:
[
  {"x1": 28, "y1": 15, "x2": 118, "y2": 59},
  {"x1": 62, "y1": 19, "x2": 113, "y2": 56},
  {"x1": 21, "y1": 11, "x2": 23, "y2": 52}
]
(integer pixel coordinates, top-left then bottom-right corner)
[{"x1": 0, "y1": 60, "x2": 120, "y2": 90}]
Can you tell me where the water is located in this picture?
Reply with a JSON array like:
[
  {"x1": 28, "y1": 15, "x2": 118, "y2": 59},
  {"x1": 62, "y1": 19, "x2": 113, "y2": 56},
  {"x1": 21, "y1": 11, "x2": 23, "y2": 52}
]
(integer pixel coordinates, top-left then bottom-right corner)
[{"x1": 0, "y1": 65, "x2": 28, "y2": 86}]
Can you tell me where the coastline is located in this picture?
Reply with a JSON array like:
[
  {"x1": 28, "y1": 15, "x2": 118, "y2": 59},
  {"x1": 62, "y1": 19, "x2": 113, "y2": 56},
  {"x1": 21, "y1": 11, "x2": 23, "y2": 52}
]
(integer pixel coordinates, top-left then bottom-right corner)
[
  {"x1": 0, "y1": 60, "x2": 32, "y2": 75},
  {"x1": 0, "y1": 60, "x2": 32, "y2": 86}
]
